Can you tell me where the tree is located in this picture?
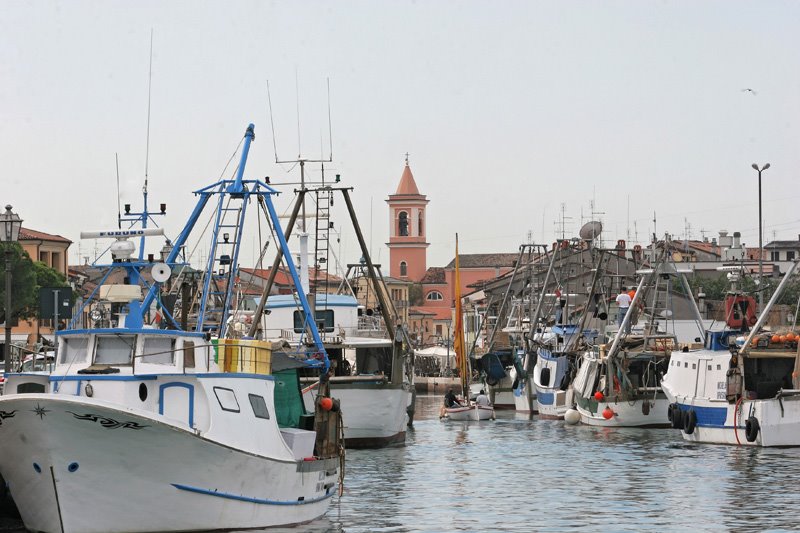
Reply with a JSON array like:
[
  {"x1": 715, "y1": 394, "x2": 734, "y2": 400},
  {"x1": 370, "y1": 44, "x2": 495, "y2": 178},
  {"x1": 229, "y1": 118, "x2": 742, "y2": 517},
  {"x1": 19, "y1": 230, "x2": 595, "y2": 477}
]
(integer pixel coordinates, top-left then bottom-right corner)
[
  {"x1": 0, "y1": 244, "x2": 37, "y2": 324},
  {"x1": 0, "y1": 244, "x2": 71, "y2": 323},
  {"x1": 409, "y1": 282, "x2": 423, "y2": 306}
]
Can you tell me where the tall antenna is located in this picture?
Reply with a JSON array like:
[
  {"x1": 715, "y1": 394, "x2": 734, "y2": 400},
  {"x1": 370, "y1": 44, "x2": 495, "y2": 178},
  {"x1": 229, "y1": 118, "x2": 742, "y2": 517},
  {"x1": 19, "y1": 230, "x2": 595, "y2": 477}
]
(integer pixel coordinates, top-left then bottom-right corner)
[
  {"x1": 327, "y1": 77, "x2": 333, "y2": 160},
  {"x1": 295, "y1": 68, "x2": 302, "y2": 157},
  {"x1": 144, "y1": 28, "x2": 153, "y2": 193},
  {"x1": 115, "y1": 153, "x2": 121, "y2": 229},
  {"x1": 270, "y1": 78, "x2": 335, "y2": 232},
  {"x1": 267, "y1": 80, "x2": 279, "y2": 163}
]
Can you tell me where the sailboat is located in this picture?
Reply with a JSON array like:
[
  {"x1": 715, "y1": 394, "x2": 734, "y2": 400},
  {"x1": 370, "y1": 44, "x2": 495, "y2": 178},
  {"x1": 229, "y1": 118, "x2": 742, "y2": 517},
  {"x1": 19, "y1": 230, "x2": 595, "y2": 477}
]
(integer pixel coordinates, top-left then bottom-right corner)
[
  {"x1": 0, "y1": 124, "x2": 344, "y2": 532},
  {"x1": 444, "y1": 234, "x2": 494, "y2": 421}
]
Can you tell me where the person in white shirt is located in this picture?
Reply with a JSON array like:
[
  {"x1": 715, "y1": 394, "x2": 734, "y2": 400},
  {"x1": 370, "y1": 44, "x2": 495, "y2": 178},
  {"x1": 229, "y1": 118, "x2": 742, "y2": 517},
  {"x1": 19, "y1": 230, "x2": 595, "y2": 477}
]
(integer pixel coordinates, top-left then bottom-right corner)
[
  {"x1": 615, "y1": 287, "x2": 632, "y2": 333},
  {"x1": 475, "y1": 389, "x2": 491, "y2": 406}
]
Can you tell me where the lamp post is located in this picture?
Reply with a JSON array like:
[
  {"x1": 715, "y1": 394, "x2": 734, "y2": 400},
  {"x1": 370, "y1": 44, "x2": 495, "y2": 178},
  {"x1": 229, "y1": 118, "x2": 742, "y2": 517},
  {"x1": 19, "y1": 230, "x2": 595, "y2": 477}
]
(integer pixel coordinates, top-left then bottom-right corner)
[
  {"x1": 1, "y1": 205, "x2": 23, "y2": 375},
  {"x1": 752, "y1": 163, "x2": 770, "y2": 312}
]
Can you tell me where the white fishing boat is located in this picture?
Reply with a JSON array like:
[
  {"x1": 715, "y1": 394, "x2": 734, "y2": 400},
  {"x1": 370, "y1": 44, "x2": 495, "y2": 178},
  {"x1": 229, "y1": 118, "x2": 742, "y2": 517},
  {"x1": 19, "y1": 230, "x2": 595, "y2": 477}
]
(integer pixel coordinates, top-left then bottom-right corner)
[
  {"x1": 661, "y1": 261, "x2": 800, "y2": 446},
  {"x1": 0, "y1": 124, "x2": 344, "y2": 532},
  {"x1": 256, "y1": 293, "x2": 414, "y2": 448},
  {"x1": 573, "y1": 253, "x2": 703, "y2": 428},
  {"x1": 239, "y1": 183, "x2": 415, "y2": 448}
]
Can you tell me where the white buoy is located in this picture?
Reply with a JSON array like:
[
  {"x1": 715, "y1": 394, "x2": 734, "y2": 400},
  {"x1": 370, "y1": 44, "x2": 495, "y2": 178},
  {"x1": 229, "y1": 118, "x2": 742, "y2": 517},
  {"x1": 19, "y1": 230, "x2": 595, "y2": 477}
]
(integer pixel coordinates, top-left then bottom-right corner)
[{"x1": 564, "y1": 409, "x2": 581, "y2": 425}]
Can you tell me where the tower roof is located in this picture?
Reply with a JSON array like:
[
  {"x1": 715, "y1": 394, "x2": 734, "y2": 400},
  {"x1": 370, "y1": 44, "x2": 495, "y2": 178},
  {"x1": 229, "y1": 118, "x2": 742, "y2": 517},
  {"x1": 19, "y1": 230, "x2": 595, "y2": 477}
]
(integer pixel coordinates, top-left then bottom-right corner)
[{"x1": 395, "y1": 163, "x2": 421, "y2": 195}]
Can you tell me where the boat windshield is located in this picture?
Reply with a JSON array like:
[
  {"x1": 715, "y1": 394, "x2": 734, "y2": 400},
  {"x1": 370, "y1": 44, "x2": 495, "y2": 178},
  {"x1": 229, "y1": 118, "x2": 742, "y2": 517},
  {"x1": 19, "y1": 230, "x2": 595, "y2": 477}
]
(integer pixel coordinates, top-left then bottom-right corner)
[
  {"x1": 141, "y1": 337, "x2": 175, "y2": 364},
  {"x1": 59, "y1": 337, "x2": 89, "y2": 365},
  {"x1": 95, "y1": 335, "x2": 136, "y2": 365}
]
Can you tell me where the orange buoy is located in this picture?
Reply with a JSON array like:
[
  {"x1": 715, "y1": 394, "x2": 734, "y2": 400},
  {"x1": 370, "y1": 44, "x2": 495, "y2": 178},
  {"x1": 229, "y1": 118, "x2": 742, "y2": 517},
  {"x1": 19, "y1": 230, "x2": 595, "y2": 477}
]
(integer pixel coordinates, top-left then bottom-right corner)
[
  {"x1": 779, "y1": 335, "x2": 787, "y2": 343},
  {"x1": 320, "y1": 397, "x2": 333, "y2": 411},
  {"x1": 787, "y1": 332, "x2": 796, "y2": 342},
  {"x1": 771, "y1": 335, "x2": 781, "y2": 344},
  {"x1": 751, "y1": 338, "x2": 759, "y2": 347},
  {"x1": 602, "y1": 407, "x2": 614, "y2": 420},
  {"x1": 594, "y1": 391, "x2": 604, "y2": 401}
]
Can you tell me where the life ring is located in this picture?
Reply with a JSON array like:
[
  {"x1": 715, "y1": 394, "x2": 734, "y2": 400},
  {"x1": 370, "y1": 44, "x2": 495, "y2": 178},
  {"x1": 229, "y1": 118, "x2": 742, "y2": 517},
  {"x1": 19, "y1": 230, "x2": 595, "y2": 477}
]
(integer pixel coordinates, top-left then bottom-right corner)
[
  {"x1": 683, "y1": 409, "x2": 697, "y2": 434},
  {"x1": 671, "y1": 406, "x2": 684, "y2": 429},
  {"x1": 745, "y1": 416, "x2": 760, "y2": 443}
]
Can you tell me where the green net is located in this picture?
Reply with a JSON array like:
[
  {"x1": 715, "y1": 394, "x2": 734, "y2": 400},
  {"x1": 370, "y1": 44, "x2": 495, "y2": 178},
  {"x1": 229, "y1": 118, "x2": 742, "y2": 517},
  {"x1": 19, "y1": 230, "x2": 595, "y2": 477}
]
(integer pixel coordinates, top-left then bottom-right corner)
[{"x1": 273, "y1": 369, "x2": 307, "y2": 428}]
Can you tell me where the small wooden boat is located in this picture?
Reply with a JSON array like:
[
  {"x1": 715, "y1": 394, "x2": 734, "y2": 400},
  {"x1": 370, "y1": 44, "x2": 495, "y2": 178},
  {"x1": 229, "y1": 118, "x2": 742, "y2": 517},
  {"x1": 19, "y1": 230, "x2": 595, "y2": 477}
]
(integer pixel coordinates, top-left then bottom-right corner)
[{"x1": 445, "y1": 403, "x2": 495, "y2": 421}]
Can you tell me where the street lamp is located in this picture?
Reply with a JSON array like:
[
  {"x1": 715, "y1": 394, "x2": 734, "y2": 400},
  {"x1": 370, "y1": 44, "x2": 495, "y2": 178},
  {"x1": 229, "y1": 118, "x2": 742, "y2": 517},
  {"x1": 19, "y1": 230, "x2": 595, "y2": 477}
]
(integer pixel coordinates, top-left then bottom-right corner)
[
  {"x1": 1, "y1": 205, "x2": 23, "y2": 375},
  {"x1": 752, "y1": 163, "x2": 770, "y2": 311}
]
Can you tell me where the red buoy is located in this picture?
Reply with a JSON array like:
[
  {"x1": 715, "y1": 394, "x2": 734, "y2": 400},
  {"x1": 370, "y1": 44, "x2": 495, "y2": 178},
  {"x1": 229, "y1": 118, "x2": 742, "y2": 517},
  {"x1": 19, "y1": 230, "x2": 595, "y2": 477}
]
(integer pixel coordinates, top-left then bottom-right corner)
[
  {"x1": 594, "y1": 391, "x2": 604, "y2": 401},
  {"x1": 602, "y1": 407, "x2": 614, "y2": 420},
  {"x1": 320, "y1": 397, "x2": 333, "y2": 411}
]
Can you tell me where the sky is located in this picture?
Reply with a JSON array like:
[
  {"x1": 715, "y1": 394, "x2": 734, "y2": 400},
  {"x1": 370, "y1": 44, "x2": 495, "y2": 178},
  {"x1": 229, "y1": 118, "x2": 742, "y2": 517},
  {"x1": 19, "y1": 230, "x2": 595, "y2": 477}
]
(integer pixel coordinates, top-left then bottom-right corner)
[{"x1": 2, "y1": 0, "x2": 799, "y2": 273}]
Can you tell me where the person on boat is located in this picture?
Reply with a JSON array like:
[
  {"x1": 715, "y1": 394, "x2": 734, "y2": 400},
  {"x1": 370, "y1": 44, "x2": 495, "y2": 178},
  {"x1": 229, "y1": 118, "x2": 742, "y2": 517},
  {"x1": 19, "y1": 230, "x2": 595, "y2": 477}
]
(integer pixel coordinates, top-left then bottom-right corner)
[
  {"x1": 616, "y1": 287, "x2": 632, "y2": 333},
  {"x1": 475, "y1": 389, "x2": 491, "y2": 407},
  {"x1": 439, "y1": 388, "x2": 463, "y2": 418},
  {"x1": 444, "y1": 388, "x2": 462, "y2": 408}
]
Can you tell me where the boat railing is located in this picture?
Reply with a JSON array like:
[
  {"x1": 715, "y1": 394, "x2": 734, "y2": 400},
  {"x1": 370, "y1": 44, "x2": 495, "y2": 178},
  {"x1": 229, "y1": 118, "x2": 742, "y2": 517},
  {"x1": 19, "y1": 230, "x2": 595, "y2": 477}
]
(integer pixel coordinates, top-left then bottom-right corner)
[{"x1": 129, "y1": 340, "x2": 311, "y2": 376}]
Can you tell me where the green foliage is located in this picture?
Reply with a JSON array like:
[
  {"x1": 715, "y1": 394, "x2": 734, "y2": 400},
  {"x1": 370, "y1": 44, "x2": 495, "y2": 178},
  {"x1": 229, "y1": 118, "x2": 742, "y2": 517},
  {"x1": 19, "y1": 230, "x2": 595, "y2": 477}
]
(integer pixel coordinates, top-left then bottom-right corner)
[
  {"x1": 0, "y1": 244, "x2": 37, "y2": 322},
  {"x1": 409, "y1": 282, "x2": 423, "y2": 306},
  {"x1": 0, "y1": 244, "x2": 72, "y2": 322},
  {"x1": 684, "y1": 272, "x2": 800, "y2": 307}
]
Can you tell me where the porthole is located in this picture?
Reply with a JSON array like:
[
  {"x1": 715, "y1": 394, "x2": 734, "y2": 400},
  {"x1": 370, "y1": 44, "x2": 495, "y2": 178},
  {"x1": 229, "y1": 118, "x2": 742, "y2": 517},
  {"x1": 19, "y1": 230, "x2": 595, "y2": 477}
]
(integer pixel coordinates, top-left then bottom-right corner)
[{"x1": 139, "y1": 383, "x2": 148, "y2": 402}]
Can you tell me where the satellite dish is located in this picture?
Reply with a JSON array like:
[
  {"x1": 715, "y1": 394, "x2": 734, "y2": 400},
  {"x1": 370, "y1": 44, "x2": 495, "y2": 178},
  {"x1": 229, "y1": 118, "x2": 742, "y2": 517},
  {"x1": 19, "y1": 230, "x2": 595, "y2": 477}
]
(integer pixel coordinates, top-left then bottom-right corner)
[
  {"x1": 579, "y1": 221, "x2": 603, "y2": 241},
  {"x1": 151, "y1": 263, "x2": 172, "y2": 283}
]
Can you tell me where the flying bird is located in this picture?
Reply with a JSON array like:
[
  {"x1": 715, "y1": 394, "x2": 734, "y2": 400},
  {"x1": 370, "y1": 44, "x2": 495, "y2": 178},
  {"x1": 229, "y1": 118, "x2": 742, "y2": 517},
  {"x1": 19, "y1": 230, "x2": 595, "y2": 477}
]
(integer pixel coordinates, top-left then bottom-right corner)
[{"x1": 742, "y1": 88, "x2": 758, "y2": 95}]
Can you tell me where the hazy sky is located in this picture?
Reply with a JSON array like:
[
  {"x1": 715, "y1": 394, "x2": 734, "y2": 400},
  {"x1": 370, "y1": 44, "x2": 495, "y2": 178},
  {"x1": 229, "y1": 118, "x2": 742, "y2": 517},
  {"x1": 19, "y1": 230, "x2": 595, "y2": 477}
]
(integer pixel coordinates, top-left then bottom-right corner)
[{"x1": 2, "y1": 1, "x2": 799, "y2": 271}]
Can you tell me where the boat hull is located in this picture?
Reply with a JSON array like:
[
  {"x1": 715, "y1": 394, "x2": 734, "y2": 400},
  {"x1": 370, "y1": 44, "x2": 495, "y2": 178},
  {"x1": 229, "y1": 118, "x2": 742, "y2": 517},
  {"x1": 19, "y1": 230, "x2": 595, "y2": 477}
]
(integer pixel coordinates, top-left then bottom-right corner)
[
  {"x1": 445, "y1": 404, "x2": 495, "y2": 421},
  {"x1": 304, "y1": 380, "x2": 411, "y2": 448},
  {"x1": 0, "y1": 395, "x2": 338, "y2": 533},
  {"x1": 576, "y1": 395, "x2": 671, "y2": 427}
]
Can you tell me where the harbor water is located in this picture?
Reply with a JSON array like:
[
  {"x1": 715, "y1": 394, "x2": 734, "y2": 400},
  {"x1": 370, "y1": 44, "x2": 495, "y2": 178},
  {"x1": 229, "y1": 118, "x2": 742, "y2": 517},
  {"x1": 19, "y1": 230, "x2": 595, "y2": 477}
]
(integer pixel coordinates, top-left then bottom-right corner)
[{"x1": 4, "y1": 393, "x2": 800, "y2": 532}]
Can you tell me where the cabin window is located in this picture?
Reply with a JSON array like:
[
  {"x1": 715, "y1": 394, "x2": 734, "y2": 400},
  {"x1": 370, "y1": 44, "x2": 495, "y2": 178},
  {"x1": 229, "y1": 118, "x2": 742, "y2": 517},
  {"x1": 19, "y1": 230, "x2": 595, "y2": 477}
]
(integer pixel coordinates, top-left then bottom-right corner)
[
  {"x1": 60, "y1": 337, "x2": 89, "y2": 365},
  {"x1": 692, "y1": 364, "x2": 696, "y2": 369},
  {"x1": 95, "y1": 335, "x2": 135, "y2": 365},
  {"x1": 140, "y1": 337, "x2": 175, "y2": 364},
  {"x1": 400, "y1": 261, "x2": 408, "y2": 277},
  {"x1": 717, "y1": 365, "x2": 722, "y2": 371},
  {"x1": 426, "y1": 291, "x2": 443, "y2": 301},
  {"x1": 184, "y1": 341, "x2": 196, "y2": 368},
  {"x1": 293, "y1": 310, "x2": 334, "y2": 333},
  {"x1": 788, "y1": 251, "x2": 796, "y2": 261},
  {"x1": 398, "y1": 211, "x2": 409, "y2": 236},
  {"x1": 248, "y1": 394, "x2": 270, "y2": 419},
  {"x1": 684, "y1": 362, "x2": 688, "y2": 368},
  {"x1": 213, "y1": 387, "x2": 240, "y2": 413}
]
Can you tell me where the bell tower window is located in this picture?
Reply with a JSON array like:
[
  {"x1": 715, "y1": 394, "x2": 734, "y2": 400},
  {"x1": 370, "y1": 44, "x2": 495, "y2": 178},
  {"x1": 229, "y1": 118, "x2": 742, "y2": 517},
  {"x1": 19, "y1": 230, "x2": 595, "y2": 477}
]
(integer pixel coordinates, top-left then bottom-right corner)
[
  {"x1": 398, "y1": 211, "x2": 409, "y2": 236},
  {"x1": 418, "y1": 212, "x2": 424, "y2": 237},
  {"x1": 400, "y1": 261, "x2": 408, "y2": 277}
]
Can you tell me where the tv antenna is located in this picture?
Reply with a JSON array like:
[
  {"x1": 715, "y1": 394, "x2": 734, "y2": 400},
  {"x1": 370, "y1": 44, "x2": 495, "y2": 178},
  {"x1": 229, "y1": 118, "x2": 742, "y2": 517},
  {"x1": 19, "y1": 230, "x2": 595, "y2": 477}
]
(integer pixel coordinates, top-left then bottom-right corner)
[{"x1": 267, "y1": 77, "x2": 335, "y2": 231}]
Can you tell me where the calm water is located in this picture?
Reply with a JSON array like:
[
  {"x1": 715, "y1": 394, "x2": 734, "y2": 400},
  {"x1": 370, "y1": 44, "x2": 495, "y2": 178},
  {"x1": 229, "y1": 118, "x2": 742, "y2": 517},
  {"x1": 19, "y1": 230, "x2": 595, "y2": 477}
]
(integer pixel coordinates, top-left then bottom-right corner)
[{"x1": 4, "y1": 394, "x2": 800, "y2": 532}]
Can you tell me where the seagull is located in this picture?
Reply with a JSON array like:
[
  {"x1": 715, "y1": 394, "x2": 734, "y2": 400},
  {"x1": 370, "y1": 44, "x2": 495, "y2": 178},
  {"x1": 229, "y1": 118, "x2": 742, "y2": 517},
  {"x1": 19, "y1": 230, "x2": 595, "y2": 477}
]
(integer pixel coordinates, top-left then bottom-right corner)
[{"x1": 742, "y1": 88, "x2": 758, "y2": 95}]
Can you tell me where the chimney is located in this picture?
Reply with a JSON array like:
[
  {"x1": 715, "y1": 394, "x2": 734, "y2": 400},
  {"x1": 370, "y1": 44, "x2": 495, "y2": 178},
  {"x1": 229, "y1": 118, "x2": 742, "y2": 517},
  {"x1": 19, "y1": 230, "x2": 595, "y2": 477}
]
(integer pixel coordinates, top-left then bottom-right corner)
[
  {"x1": 733, "y1": 231, "x2": 741, "y2": 249},
  {"x1": 719, "y1": 230, "x2": 732, "y2": 248}
]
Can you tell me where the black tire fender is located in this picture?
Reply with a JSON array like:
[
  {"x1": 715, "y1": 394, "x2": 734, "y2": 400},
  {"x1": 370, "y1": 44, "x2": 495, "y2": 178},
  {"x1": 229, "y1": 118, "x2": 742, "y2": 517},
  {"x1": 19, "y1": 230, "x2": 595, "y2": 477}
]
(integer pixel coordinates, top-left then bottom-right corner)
[
  {"x1": 683, "y1": 409, "x2": 697, "y2": 435},
  {"x1": 745, "y1": 416, "x2": 760, "y2": 443}
]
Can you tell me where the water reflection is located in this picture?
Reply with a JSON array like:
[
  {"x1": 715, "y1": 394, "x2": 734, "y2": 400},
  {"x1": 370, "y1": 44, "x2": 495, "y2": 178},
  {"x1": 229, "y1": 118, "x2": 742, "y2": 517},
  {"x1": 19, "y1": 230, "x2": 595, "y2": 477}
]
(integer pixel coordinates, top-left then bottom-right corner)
[{"x1": 5, "y1": 394, "x2": 800, "y2": 532}]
